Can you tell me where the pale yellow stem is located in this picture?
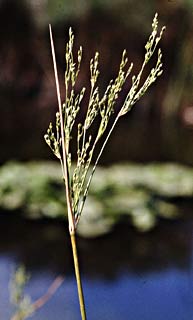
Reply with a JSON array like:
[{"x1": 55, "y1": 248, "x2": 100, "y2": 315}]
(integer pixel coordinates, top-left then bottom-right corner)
[{"x1": 71, "y1": 233, "x2": 87, "y2": 320}]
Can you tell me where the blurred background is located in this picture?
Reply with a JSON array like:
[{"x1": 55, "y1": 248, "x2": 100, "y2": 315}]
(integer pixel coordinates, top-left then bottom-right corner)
[
  {"x1": 1, "y1": 0, "x2": 193, "y2": 319},
  {"x1": 0, "y1": 0, "x2": 193, "y2": 164}
]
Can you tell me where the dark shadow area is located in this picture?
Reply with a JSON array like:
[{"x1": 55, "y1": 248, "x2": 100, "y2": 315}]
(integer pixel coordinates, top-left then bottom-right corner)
[{"x1": 0, "y1": 205, "x2": 192, "y2": 279}]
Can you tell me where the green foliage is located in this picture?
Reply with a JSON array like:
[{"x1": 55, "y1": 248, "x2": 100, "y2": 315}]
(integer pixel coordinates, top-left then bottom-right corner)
[
  {"x1": 45, "y1": 14, "x2": 165, "y2": 229},
  {"x1": 0, "y1": 162, "x2": 64, "y2": 218},
  {"x1": 1, "y1": 161, "x2": 193, "y2": 236}
]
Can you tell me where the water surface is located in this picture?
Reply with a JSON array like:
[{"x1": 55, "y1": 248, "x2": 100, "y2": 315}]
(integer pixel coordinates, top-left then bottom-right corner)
[{"x1": 0, "y1": 213, "x2": 193, "y2": 320}]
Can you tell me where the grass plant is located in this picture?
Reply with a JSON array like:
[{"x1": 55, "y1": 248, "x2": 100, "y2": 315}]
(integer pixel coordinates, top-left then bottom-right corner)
[
  {"x1": 45, "y1": 13, "x2": 165, "y2": 319},
  {"x1": 10, "y1": 266, "x2": 64, "y2": 320}
]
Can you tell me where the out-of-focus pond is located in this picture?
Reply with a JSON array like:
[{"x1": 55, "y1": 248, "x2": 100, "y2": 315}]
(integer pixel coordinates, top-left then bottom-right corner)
[{"x1": 1, "y1": 211, "x2": 193, "y2": 320}]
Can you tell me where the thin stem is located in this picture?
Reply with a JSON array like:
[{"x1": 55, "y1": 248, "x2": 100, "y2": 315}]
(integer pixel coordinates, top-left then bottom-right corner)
[
  {"x1": 49, "y1": 24, "x2": 87, "y2": 320},
  {"x1": 77, "y1": 112, "x2": 120, "y2": 221},
  {"x1": 49, "y1": 24, "x2": 75, "y2": 234},
  {"x1": 121, "y1": 60, "x2": 146, "y2": 113},
  {"x1": 33, "y1": 276, "x2": 64, "y2": 312},
  {"x1": 71, "y1": 233, "x2": 87, "y2": 320},
  {"x1": 81, "y1": 85, "x2": 94, "y2": 153}
]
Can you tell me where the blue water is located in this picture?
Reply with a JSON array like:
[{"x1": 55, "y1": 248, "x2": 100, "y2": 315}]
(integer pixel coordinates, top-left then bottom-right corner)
[
  {"x1": 1, "y1": 258, "x2": 193, "y2": 319},
  {"x1": 1, "y1": 218, "x2": 193, "y2": 320}
]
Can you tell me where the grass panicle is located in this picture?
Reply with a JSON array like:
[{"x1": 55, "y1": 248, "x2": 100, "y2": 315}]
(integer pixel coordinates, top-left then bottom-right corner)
[
  {"x1": 10, "y1": 267, "x2": 64, "y2": 320},
  {"x1": 45, "y1": 14, "x2": 165, "y2": 225}
]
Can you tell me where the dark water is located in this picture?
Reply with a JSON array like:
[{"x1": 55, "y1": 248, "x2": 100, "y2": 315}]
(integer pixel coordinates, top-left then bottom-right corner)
[{"x1": 1, "y1": 212, "x2": 193, "y2": 320}]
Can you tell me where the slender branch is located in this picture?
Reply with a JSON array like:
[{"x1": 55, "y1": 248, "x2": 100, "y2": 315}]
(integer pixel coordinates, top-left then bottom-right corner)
[
  {"x1": 33, "y1": 276, "x2": 64, "y2": 312},
  {"x1": 10, "y1": 276, "x2": 64, "y2": 320},
  {"x1": 81, "y1": 84, "x2": 94, "y2": 153},
  {"x1": 77, "y1": 112, "x2": 120, "y2": 222},
  {"x1": 49, "y1": 24, "x2": 75, "y2": 234}
]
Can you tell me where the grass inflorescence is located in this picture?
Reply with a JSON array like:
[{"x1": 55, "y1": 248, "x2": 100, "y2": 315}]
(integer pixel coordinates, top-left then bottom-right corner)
[{"x1": 45, "y1": 13, "x2": 165, "y2": 228}]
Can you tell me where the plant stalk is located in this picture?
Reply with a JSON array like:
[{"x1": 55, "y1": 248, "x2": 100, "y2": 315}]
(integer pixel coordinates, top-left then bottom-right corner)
[
  {"x1": 71, "y1": 233, "x2": 87, "y2": 320},
  {"x1": 49, "y1": 24, "x2": 87, "y2": 320},
  {"x1": 49, "y1": 24, "x2": 75, "y2": 234}
]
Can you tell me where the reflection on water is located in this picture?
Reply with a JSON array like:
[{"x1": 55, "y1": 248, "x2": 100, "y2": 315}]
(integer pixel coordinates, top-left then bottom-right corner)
[{"x1": 0, "y1": 212, "x2": 193, "y2": 319}]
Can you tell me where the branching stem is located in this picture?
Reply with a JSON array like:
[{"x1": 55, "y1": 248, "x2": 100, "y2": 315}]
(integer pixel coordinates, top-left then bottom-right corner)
[
  {"x1": 77, "y1": 112, "x2": 120, "y2": 221},
  {"x1": 49, "y1": 24, "x2": 75, "y2": 234},
  {"x1": 49, "y1": 24, "x2": 87, "y2": 320}
]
